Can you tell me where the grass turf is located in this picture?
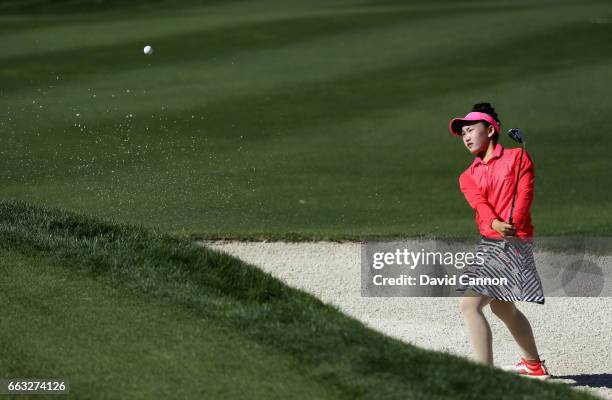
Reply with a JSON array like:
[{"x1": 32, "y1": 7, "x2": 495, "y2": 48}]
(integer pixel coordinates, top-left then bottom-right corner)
[
  {"x1": 0, "y1": 199, "x2": 604, "y2": 399},
  {"x1": 1, "y1": 0, "x2": 611, "y2": 239}
]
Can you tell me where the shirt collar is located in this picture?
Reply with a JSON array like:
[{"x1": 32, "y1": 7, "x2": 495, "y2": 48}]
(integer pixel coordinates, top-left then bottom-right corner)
[{"x1": 472, "y1": 143, "x2": 504, "y2": 166}]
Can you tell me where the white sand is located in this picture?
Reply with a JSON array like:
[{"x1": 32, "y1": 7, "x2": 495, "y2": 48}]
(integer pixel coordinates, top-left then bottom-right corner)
[{"x1": 198, "y1": 240, "x2": 611, "y2": 399}]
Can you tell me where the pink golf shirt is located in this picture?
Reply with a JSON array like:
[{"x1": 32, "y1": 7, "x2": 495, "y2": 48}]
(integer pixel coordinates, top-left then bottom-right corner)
[{"x1": 459, "y1": 143, "x2": 534, "y2": 239}]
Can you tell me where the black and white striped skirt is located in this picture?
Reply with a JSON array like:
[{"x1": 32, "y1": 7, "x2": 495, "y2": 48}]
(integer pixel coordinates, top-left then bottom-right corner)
[{"x1": 456, "y1": 236, "x2": 545, "y2": 304}]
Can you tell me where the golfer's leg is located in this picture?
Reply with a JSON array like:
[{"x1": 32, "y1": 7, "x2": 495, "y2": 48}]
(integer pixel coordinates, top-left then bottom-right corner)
[
  {"x1": 459, "y1": 290, "x2": 494, "y2": 365},
  {"x1": 489, "y1": 299, "x2": 540, "y2": 361}
]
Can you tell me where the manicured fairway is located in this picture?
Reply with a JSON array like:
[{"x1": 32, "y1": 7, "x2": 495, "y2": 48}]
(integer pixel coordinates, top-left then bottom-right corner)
[
  {"x1": 2, "y1": 2, "x2": 610, "y2": 399},
  {"x1": 1, "y1": 0, "x2": 611, "y2": 239},
  {"x1": 0, "y1": 200, "x2": 602, "y2": 399}
]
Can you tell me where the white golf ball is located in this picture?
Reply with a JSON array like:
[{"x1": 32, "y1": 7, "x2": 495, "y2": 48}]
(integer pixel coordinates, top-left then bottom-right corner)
[{"x1": 143, "y1": 45, "x2": 153, "y2": 55}]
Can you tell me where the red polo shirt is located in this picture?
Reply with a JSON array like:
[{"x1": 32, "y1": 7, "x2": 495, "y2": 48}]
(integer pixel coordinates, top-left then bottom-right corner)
[{"x1": 459, "y1": 143, "x2": 534, "y2": 239}]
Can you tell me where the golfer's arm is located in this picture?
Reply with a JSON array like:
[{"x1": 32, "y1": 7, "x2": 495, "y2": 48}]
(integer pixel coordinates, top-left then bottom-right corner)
[
  {"x1": 459, "y1": 172, "x2": 499, "y2": 230},
  {"x1": 512, "y1": 152, "x2": 534, "y2": 229}
]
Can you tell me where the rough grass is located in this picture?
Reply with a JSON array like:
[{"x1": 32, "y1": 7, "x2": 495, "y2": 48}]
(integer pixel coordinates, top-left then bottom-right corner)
[{"x1": 0, "y1": 199, "x2": 603, "y2": 399}]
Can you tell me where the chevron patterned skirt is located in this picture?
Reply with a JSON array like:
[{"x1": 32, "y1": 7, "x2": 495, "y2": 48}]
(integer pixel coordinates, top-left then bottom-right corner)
[{"x1": 456, "y1": 236, "x2": 545, "y2": 304}]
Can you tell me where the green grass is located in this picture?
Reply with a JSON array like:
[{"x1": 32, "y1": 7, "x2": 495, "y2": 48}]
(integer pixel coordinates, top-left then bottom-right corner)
[
  {"x1": 1, "y1": 251, "x2": 337, "y2": 399},
  {"x1": 2, "y1": 4, "x2": 609, "y2": 398},
  {"x1": 1, "y1": 0, "x2": 611, "y2": 239},
  {"x1": 0, "y1": 199, "x2": 603, "y2": 399}
]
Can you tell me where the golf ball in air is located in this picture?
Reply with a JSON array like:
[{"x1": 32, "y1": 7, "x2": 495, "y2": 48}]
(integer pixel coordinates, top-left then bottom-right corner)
[{"x1": 143, "y1": 45, "x2": 153, "y2": 55}]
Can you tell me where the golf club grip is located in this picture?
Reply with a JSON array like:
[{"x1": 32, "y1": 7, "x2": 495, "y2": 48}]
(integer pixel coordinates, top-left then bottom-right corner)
[{"x1": 508, "y1": 146, "x2": 525, "y2": 225}]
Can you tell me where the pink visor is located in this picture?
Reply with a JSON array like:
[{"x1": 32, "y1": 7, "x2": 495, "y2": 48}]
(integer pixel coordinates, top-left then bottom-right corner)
[{"x1": 449, "y1": 111, "x2": 500, "y2": 136}]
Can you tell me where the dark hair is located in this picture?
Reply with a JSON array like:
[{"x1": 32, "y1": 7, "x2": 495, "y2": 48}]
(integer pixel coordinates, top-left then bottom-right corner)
[{"x1": 472, "y1": 102, "x2": 501, "y2": 143}]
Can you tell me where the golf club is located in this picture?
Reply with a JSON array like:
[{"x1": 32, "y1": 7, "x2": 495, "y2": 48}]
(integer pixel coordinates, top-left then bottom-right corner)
[
  {"x1": 500, "y1": 128, "x2": 526, "y2": 251},
  {"x1": 507, "y1": 128, "x2": 526, "y2": 226}
]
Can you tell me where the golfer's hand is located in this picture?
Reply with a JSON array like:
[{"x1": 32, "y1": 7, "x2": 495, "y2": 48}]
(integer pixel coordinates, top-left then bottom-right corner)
[{"x1": 492, "y1": 219, "x2": 516, "y2": 237}]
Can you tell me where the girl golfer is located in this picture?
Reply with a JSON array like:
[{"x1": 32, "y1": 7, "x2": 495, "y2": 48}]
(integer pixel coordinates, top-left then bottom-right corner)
[{"x1": 449, "y1": 102, "x2": 550, "y2": 379}]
